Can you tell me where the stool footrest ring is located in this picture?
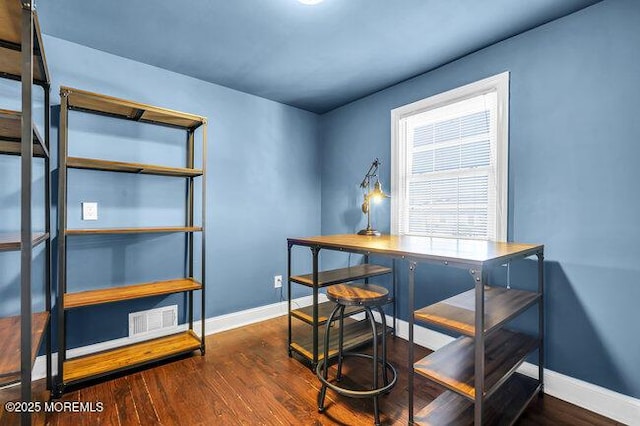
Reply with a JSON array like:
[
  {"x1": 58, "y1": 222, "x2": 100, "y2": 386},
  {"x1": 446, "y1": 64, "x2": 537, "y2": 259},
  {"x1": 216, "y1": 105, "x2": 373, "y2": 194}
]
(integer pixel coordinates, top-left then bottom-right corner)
[{"x1": 316, "y1": 353, "x2": 398, "y2": 398}]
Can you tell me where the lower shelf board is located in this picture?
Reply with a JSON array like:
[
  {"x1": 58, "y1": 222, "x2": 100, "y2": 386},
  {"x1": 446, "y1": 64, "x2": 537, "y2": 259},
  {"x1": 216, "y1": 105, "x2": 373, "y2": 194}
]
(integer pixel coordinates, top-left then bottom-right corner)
[
  {"x1": 414, "y1": 329, "x2": 539, "y2": 399},
  {"x1": 63, "y1": 331, "x2": 202, "y2": 384},
  {"x1": 414, "y1": 373, "x2": 540, "y2": 426},
  {"x1": 291, "y1": 301, "x2": 366, "y2": 325},
  {"x1": 290, "y1": 319, "x2": 390, "y2": 363},
  {"x1": 0, "y1": 311, "x2": 50, "y2": 386}
]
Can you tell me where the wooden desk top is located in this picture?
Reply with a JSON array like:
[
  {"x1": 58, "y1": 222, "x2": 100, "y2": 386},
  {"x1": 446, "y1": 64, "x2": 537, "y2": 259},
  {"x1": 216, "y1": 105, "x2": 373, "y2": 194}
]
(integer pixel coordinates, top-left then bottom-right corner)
[{"x1": 288, "y1": 234, "x2": 543, "y2": 266}]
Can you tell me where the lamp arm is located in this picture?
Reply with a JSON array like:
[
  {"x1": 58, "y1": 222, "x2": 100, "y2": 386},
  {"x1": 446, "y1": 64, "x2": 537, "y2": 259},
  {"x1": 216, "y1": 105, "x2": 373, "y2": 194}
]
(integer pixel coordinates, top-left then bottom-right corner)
[{"x1": 359, "y1": 158, "x2": 380, "y2": 188}]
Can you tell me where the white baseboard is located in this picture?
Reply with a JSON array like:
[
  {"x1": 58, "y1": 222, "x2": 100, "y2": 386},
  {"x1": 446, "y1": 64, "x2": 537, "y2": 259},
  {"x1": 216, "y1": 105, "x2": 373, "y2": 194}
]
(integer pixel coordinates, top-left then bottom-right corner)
[{"x1": 29, "y1": 296, "x2": 639, "y2": 425}]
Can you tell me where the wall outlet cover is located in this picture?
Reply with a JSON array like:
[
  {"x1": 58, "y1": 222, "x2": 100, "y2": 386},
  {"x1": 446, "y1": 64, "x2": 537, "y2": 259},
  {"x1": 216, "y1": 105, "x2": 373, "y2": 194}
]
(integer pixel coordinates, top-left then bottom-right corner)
[{"x1": 82, "y1": 202, "x2": 98, "y2": 221}]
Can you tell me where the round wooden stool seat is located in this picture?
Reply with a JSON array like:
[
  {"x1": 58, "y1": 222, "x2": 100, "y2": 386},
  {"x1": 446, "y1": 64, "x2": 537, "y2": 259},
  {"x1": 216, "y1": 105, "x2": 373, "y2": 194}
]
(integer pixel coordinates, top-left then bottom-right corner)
[{"x1": 326, "y1": 283, "x2": 389, "y2": 307}]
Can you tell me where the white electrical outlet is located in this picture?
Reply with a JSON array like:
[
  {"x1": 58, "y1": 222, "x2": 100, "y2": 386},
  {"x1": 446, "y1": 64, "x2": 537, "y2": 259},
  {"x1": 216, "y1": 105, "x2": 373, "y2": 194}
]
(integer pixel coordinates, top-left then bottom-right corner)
[
  {"x1": 274, "y1": 275, "x2": 282, "y2": 288},
  {"x1": 82, "y1": 202, "x2": 98, "y2": 221}
]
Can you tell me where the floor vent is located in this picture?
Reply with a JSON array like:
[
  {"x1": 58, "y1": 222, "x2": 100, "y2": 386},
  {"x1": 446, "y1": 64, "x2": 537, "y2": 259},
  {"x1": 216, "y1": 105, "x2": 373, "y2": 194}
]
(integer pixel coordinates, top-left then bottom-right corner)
[{"x1": 129, "y1": 305, "x2": 178, "y2": 338}]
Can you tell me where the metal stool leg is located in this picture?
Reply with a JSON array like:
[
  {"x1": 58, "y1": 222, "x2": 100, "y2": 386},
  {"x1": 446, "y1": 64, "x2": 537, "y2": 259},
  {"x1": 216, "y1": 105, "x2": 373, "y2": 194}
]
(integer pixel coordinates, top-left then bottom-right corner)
[
  {"x1": 365, "y1": 307, "x2": 381, "y2": 426},
  {"x1": 318, "y1": 303, "x2": 342, "y2": 412},
  {"x1": 377, "y1": 305, "x2": 389, "y2": 387},
  {"x1": 336, "y1": 305, "x2": 346, "y2": 382}
]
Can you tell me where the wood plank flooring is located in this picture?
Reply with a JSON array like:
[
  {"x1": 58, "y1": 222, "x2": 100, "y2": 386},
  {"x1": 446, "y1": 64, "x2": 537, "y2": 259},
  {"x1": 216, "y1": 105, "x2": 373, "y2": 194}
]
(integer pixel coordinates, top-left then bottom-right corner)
[{"x1": 0, "y1": 316, "x2": 621, "y2": 425}]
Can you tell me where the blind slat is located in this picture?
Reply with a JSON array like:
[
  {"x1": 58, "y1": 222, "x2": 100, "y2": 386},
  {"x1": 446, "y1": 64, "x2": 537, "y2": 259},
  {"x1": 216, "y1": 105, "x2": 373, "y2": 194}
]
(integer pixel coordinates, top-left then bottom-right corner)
[{"x1": 401, "y1": 91, "x2": 498, "y2": 239}]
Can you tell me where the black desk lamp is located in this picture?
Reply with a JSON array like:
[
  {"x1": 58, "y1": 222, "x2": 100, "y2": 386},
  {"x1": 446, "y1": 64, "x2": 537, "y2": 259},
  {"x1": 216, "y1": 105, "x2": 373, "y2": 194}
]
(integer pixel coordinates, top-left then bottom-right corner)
[{"x1": 358, "y1": 158, "x2": 389, "y2": 236}]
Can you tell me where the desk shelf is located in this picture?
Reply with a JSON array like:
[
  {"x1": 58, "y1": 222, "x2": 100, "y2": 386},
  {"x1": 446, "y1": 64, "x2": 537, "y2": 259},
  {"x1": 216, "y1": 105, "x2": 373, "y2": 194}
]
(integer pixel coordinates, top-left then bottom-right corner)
[
  {"x1": 290, "y1": 264, "x2": 391, "y2": 288},
  {"x1": 414, "y1": 373, "x2": 540, "y2": 425},
  {"x1": 290, "y1": 319, "x2": 390, "y2": 363},
  {"x1": 414, "y1": 329, "x2": 538, "y2": 400},
  {"x1": 414, "y1": 286, "x2": 540, "y2": 336},
  {"x1": 291, "y1": 301, "x2": 365, "y2": 326}
]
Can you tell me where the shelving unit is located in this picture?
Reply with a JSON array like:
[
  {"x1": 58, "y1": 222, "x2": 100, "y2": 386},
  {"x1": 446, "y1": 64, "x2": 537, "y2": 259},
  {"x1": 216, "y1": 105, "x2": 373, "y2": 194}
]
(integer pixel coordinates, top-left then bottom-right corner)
[
  {"x1": 408, "y1": 254, "x2": 544, "y2": 425},
  {"x1": 0, "y1": 1, "x2": 52, "y2": 424},
  {"x1": 287, "y1": 242, "x2": 395, "y2": 368},
  {"x1": 56, "y1": 86, "x2": 207, "y2": 395},
  {"x1": 286, "y1": 234, "x2": 544, "y2": 425}
]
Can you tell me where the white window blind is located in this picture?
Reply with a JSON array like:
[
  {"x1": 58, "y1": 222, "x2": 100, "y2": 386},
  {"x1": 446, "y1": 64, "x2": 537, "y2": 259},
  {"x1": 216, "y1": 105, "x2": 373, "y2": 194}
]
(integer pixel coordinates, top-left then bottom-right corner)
[{"x1": 391, "y1": 72, "x2": 509, "y2": 241}]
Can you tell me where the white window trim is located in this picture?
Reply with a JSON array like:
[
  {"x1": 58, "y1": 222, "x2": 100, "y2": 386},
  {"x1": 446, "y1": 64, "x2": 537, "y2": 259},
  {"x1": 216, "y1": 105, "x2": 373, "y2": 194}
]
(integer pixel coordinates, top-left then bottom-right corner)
[{"x1": 390, "y1": 71, "x2": 509, "y2": 241}]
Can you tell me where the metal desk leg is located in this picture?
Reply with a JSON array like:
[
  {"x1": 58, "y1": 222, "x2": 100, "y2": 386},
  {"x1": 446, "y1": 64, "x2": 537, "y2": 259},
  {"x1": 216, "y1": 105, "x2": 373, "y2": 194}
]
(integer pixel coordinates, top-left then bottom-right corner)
[
  {"x1": 408, "y1": 261, "x2": 417, "y2": 424},
  {"x1": 287, "y1": 243, "x2": 293, "y2": 357},
  {"x1": 392, "y1": 258, "x2": 397, "y2": 335},
  {"x1": 538, "y1": 251, "x2": 545, "y2": 396},
  {"x1": 311, "y1": 246, "x2": 320, "y2": 368},
  {"x1": 472, "y1": 268, "x2": 486, "y2": 425}
]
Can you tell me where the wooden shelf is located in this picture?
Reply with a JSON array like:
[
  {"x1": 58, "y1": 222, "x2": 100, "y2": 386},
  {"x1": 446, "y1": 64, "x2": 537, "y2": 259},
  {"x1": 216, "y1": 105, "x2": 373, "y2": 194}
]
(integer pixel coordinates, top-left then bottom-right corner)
[
  {"x1": 290, "y1": 264, "x2": 392, "y2": 288},
  {"x1": 290, "y1": 319, "x2": 390, "y2": 362},
  {"x1": 0, "y1": 312, "x2": 49, "y2": 385},
  {"x1": 0, "y1": 109, "x2": 48, "y2": 158},
  {"x1": 414, "y1": 329, "x2": 538, "y2": 400},
  {"x1": 65, "y1": 226, "x2": 202, "y2": 236},
  {"x1": 0, "y1": 232, "x2": 48, "y2": 252},
  {"x1": 291, "y1": 301, "x2": 366, "y2": 325},
  {"x1": 0, "y1": 2, "x2": 49, "y2": 84},
  {"x1": 65, "y1": 278, "x2": 202, "y2": 309},
  {"x1": 414, "y1": 373, "x2": 540, "y2": 425},
  {"x1": 414, "y1": 286, "x2": 540, "y2": 336},
  {"x1": 61, "y1": 86, "x2": 205, "y2": 129},
  {"x1": 67, "y1": 157, "x2": 203, "y2": 177},
  {"x1": 63, "y1": 331, "x2": 201, "y2": 384}
]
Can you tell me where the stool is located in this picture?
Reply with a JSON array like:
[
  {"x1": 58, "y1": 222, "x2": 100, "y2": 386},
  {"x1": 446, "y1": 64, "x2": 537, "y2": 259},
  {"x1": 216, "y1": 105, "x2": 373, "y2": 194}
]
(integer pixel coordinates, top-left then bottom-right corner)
[{"x1": 316, "y1": 283, "x2": 397, "y2": 426}]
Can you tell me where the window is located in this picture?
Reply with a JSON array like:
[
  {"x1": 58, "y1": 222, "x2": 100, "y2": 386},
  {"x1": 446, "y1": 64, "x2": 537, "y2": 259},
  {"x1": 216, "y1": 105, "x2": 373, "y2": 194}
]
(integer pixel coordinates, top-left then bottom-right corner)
[{"x1": 391, "y1": 72, "x2": 509, "y2": 241}]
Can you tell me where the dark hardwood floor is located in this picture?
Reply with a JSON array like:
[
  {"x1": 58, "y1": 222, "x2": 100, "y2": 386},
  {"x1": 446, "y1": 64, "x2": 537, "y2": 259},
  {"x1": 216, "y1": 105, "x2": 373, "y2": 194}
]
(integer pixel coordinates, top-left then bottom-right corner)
[{"x1": 1, "y1": 316, "x2": 621, "y2": 425}]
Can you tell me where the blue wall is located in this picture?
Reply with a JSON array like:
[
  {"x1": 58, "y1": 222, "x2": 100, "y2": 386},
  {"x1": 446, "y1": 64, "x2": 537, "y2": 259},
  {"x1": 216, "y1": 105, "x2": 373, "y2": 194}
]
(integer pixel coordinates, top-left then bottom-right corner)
[
  {"x1": 0, "y1": 35, "x2": 321, "y2": 349},
  {"x1": 2, "y1": 0, "x2": 638, "y2": 402},
  {"x1": 319, "y1": 0, "x2": 640, "y2": 399}
]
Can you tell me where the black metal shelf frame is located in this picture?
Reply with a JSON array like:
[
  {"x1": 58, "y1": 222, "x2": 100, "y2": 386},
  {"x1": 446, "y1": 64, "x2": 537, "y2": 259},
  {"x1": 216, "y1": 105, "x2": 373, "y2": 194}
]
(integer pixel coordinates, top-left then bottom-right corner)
[
  {"x1": 56, "y1": 87, "x2": 207, "y2": 395},
  {"x1": 0, "y1": 1, "x2": 53, "y2": 424}
]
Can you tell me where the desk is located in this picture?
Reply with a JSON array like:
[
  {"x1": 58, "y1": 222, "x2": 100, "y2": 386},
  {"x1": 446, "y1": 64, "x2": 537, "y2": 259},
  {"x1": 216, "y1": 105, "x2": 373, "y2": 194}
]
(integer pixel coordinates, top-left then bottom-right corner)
[{"x1": 287, "y1": 234, "x2": 544, "y2": 425}]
